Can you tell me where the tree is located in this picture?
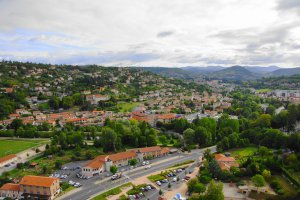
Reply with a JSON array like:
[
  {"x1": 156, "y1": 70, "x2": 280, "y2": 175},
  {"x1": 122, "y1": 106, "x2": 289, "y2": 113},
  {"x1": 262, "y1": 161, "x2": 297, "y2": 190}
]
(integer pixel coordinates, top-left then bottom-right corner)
[
  {"x1": 10, "y1": 119, "x2": 22, "y2": 131},
  {"x1": 183, "y1": 128, "x2": 195, "y2": 146},
  {"x1": 128, "y1": 158, "x2": 138, "y2": 166},
  {"x1": 187, "y1": 178, "x2": 199, "y2": 193},
  {"x1": 159, "y1": 135, "x2": 168, "y2": 146},
  {"x1": 159, "y1": 189, "x2": 163, "y2": 195},
  {"x1": 101, "y1": 127, "x2": 117, "y2": 152},
  {"x1": 194, "y1": 183, "x2": 206, "y2": 194},
  {"x1": 201, "y1": 180, "x2": 224, "y2": 200},
  {"x1": 49, "y1": 96, "x2": 60, "y2": 109},
  {"x1": 262, "y1": 169, "x2": 271, "y2": 181},
  {"x1": 62, "y1": 96, "x2": 74, "y2": 109},
  {"x1": 208, "y1": 159, "x2": 222, "y2": 179},
  {"x1": 251, "y1": 174, "x2": 266, "y2": 187},
  {"x1": 55, "y1": 160, "x2": 63, "y2": 169},
  {"x1": 110, "y1": 165, "x2": 118, "y2": 175},
  {"x1": 195, "y1": 126, "x2": 211, "y2": 147}
]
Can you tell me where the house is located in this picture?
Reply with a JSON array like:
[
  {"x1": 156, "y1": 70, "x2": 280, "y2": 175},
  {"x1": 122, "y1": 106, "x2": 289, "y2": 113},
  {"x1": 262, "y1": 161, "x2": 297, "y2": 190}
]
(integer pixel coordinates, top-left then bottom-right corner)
[
  {"x1": 86, "y1": 94, "x2": 110, "y2": 105},
  {"x1": 0, "y1": 183, "x2": 21, "y2": 199},
  {"x1": 0, "y1": 154, "x2": 17, "y2": 167},
  {"x1": 214, "y1": 154, "x2": 239, "y2": 171},
  {"x1": 82, "y1": 155, "x2": 107, "y2": 178},
  {"x1": 20, "y1": 175, "x2": 60, "y2": 200},
  {"x1": 9, "y1": 113, "x2": 20, "y2": 120}
]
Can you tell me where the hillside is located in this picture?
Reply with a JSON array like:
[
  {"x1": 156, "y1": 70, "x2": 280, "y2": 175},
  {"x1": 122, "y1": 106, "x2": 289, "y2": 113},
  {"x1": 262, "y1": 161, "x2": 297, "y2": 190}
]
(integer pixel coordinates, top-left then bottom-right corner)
[
  {"x1": 207, "y1": 66, "x2": 258, "y2": 80},
  {"x1": 138, "y1": 67, "x2": 196, "y2": 79},
  {"x1": 244, "y1": 66, "x2": 280, "y2": 74},
  {"x1": 268, "y1": 67, "x2": 300, "y2": 76}
]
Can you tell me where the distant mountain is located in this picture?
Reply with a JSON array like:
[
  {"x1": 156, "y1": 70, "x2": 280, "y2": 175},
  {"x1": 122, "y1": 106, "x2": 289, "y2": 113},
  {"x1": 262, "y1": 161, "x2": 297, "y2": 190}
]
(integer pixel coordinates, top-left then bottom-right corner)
[
  {"x1": 244, "y1": 66, "x2": 280, "y2": 74},
  {"x1": 268, "y1": 67, "x2": 300, "y2": 76},
  {"x1": 138, "y1": 67, "x2": 196, "y2": 79},
  {"x1": 181, "y1": 66, "x2": 225, "y2": 74},
  {"x1": 208, "y1": 66, "x2": 259, "y2": 80}
]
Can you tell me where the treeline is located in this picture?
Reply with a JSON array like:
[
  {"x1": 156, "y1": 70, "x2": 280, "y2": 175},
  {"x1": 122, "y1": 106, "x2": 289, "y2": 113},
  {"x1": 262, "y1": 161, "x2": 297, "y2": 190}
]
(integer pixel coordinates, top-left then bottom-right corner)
[{"x1": 44, "y1": 119, "x2": 159, "y2": 156}]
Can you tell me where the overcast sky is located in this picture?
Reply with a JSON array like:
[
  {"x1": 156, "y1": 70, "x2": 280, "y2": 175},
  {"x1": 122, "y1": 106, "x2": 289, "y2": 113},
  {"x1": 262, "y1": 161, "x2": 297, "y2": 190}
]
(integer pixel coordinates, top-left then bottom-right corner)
[{"x1": 1, "y1": 0, "x2": 300, "y2": 67}]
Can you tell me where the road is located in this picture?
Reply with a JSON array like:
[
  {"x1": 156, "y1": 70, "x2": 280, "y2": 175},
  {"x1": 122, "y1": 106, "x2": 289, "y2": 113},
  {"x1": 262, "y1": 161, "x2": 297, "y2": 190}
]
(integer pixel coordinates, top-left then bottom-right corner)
[{"x1": 59, "y1": 146, "x2": 216, "y2": 200}]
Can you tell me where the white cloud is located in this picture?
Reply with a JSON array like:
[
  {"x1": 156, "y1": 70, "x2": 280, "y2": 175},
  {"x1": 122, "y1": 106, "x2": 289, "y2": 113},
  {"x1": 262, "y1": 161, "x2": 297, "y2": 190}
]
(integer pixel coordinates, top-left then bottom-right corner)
[{"x1": 0, "y1": 0, "x2": 300, "y2": 67}]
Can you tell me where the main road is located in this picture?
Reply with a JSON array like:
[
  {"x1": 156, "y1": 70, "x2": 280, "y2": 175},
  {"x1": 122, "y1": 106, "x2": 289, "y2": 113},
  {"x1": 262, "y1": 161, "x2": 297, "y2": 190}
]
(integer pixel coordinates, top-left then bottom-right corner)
[{"x1": 59, "y1": 146, "x2": 216, "y2": 200}]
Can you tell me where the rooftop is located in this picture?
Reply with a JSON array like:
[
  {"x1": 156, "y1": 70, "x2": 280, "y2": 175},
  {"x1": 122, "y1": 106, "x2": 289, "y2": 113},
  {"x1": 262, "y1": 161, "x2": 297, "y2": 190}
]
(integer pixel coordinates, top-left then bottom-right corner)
[{"x1": 20, "y1": 175, "x2": 58, "y2": 187}]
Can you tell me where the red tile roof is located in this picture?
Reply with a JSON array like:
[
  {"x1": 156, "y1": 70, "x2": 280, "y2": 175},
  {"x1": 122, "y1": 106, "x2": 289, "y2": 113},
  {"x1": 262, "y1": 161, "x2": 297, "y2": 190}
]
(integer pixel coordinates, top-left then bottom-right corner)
[
  {"x1": 84, "y1": 155, "x2": 107, "y2": 169},
  {"x1": 108, "y1": 151, "x2": 136, "y2": 162},
  {"x1": 0, "y1": 183, "x2": 20, "y2": 191},
  {"x1": 138, "y1": 146, "x2": 162, "y2": 153},
  {"x1": 0, "y1": 154, "x2": 16, "y2": 164},
  {"x1": 20, "y1": 175, "x2": 58, "y2": 188}
]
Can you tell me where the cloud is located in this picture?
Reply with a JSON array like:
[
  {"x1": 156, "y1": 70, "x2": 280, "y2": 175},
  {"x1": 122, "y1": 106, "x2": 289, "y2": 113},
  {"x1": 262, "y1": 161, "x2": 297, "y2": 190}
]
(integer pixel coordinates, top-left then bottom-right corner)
[
  {"x1": 0, "y1": 0, "x2": 300, "y2": 67},
  {"x1": 157, "y1": 31, "x2": 174, "y2": 38},
  {"x1": 277, "y1": 0, "x2": 300, "y2": 10}
]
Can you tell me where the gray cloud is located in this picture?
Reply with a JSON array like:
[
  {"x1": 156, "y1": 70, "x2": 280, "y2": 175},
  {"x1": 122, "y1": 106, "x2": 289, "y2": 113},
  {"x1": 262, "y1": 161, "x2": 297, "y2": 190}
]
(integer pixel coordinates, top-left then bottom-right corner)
[
  {"x1": 277, "y1": 0, "x2": 300, "y2": 10},
  {"x1": 157, "y1": 31, "x2": 174, "y2": 38}
]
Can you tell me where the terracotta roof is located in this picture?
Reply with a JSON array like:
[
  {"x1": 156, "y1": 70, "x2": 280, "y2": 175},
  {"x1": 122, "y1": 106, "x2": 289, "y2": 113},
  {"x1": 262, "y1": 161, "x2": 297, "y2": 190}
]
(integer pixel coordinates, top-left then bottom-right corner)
[
  {"x1": 138, "y1": 146, "x2": 161, "y2": 153},
  {"x1": 160, "y1": 147, "x2": 170, "y2": 154},
  {"x1": 156, "y1": 113, "x2": 176, "y2": 120},
  {"x1": 108, "y1": 151, "x2": 136, "y2": 162},
  {"x1": 0, "y1": 154, "x2": 16, "y2": 164},
  {"x1": 0, "y1": 183, "x2": 20, "y2": 191},
  {"x1": 84, "y1": 155, "x2": 107, "y2": 169},
  {"x1": 215, "y1": 154, "x2": 236, "y2": 162},
  {"x1": 20, "y1": 175, "x2": 58, "y2": 187}
]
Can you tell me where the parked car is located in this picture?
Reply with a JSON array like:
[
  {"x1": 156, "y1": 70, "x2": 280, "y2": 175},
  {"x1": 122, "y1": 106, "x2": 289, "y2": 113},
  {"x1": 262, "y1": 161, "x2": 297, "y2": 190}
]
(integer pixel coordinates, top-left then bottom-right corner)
[
  {"x1": 145, "y1": 165, "x2": 151, "y2": 169},
  {"x1": 156, "y1": 181, "x2": 162, "y2": 186}
]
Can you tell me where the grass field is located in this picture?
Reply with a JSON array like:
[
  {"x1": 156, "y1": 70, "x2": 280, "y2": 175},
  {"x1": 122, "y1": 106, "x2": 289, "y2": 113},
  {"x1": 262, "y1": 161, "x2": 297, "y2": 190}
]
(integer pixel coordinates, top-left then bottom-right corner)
[
  {"x1": 92, "y1": 182, "x2": 132, "y2": 200},
  {"x1": 117, "y1": 102, "x2": 140, "y2": 112},
  {"x1": 256, "y1": 89, "x2": 272, "y2": 93},
  {"x1": 0, "y1": 139, "x2": 48, "y2": 157},
  {"x1": 229, "y1": 147, "x2": 257, "y2": 158}
]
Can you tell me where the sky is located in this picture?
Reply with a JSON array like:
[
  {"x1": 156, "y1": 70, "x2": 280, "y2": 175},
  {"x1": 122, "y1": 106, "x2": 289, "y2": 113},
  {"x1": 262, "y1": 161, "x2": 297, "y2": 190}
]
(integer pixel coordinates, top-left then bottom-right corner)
[{"x1": 1, "y1": 0, "x2": 300, "y2": 67}]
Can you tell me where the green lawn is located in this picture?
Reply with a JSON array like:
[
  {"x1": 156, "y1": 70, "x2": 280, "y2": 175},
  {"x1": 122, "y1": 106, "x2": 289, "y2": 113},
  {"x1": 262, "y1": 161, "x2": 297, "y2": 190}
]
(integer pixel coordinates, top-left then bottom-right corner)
[
  {"x1": 117, "y1": 102, "x2": 140, "y2": 112},
  {"x1": 167, "y1": 160, "x2": 194, "y2": 169},
  {"x1": 92, "y1": 182, "x2": 132, "y2": 200},
  {"x1": 256, "y1": 89, "x2": 272, "y2": 93},
  {"x1": 229, "y1": 147, "x2": 257, "y2": 159},
  {"x1": 0, "y1": 139, "x2": 48, "y2": 157},
  {"x1": 147, "y1": 174, "x2": 165, "y2": 182}
]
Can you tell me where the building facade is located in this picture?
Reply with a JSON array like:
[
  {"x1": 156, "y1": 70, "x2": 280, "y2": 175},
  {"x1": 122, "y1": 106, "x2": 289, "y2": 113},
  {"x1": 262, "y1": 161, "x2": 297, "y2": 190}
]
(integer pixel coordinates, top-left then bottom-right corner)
[{"x1": 20, "y1": 175, "x2": 60, "y2": 200}]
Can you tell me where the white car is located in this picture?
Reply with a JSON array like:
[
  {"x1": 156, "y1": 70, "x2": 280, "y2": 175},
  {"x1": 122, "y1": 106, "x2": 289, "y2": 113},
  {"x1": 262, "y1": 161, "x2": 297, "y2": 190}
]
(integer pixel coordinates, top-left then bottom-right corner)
[
  {"x1": 145, "y1": 161, "x2": 150, "y2": 165},
  {"x1": 145, "y1": 165, "x2": 151, "y2": 169},
  {"x1": 142, "y1": 161, "x2": 146, "y2": 166},
  {"x1": 156, "y1": 181, "x2": 161, "y2": 186}
]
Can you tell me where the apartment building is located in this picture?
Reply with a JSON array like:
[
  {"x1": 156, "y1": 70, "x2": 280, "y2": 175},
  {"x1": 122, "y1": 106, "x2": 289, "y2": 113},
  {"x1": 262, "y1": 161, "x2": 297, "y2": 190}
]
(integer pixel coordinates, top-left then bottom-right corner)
[
  {"x1": 20, "y1": 175, "x2": 60, "y2": 200},
  {"x1": 0, "y1": 183, "x2": 21, "y2": 199}
]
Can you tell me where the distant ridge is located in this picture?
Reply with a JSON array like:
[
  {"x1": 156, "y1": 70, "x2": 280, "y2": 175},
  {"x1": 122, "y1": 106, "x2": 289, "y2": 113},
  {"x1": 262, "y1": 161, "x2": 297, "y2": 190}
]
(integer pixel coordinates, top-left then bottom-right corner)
[
  {"x1": 268, "y1": 67, "x2": 300, "y2": 76},
  {"x1": 207, "y1": 66, "x2": 258, "y2": 80}
]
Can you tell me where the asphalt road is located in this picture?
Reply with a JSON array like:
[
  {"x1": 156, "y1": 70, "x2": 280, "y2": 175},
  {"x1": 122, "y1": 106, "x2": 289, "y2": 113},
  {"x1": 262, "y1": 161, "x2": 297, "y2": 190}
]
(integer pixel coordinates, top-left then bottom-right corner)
[{"x1": 59, "y1": 146, "x2": 216, "y2": 200}]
